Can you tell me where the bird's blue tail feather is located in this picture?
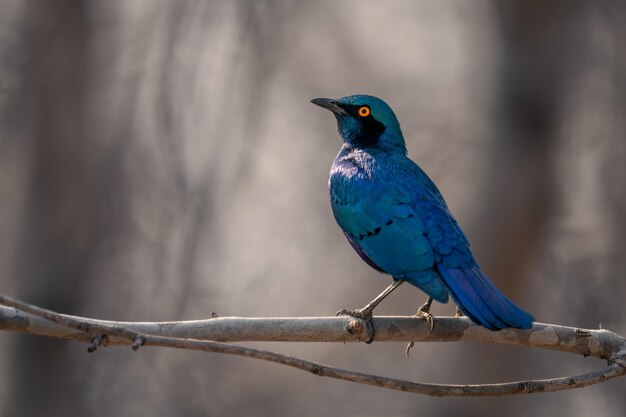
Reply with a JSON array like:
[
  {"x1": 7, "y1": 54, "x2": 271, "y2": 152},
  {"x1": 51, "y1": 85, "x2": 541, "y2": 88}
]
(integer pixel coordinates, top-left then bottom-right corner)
[{"x1": 437, "y1": 264, "x2": 533, "y2": 330}]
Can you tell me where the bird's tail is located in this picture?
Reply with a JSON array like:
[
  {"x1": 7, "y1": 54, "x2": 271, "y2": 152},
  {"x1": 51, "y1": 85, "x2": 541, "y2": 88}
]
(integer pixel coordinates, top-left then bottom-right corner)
[{"x1": 437, "y1": 264, "x2": 533, "y2": 330}]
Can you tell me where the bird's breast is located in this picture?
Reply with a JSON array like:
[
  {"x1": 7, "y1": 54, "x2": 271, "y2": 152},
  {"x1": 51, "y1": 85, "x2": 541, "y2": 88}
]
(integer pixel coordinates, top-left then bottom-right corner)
[
  {"x1": 332, "y1": 152, "x2": 374, "y2": 178},
  {"x1": 329, "y1": 155, "x2": 380, "y2": 207}
]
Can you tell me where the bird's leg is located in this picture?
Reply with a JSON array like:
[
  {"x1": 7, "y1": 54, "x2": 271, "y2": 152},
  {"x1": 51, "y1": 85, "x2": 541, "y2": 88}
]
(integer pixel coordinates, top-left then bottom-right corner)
[
  {"x1": 337, "y1": 280, "x2": 404, "y2": 319},
  {"x1": 455, "y1": 306, "x2": 464, "y2": 317},
  {"x1": 337, "y1": 280, "x2": 404, "y2": 344},
  {"x1": 406, "y1": 297, "x2": 434, "y2": 357}
]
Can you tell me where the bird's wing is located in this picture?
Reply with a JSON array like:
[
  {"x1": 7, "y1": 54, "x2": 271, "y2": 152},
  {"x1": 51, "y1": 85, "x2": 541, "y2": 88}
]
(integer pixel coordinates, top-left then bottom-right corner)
[
  {"x1": 331, "y1": 190, "x2": 451, "y2": 301},
  {"x1": 332, "y1": 193, "x2": 434, "y2": 273},
  {"x1": 412, "y1": 192, "x2": 473, "y2": 269}
]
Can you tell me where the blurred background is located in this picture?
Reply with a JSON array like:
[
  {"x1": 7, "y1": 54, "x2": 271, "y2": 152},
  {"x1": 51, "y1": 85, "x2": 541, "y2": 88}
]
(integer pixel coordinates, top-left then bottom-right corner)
[{"x1": 1, "y1": 0, "x2": 625, "y2": 416}]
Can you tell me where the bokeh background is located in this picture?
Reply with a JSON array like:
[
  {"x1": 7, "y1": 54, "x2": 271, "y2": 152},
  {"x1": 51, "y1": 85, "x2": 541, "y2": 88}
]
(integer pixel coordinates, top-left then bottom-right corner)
[{"x1": 1, "y1": 1, "x2": 625, "y2": 416}]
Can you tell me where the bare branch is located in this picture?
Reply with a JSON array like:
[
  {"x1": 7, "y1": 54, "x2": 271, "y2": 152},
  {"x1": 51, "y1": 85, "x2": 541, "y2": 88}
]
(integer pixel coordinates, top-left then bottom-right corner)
[{"x1": 1, "y1": 293, "x2": 625, "y2": 397}]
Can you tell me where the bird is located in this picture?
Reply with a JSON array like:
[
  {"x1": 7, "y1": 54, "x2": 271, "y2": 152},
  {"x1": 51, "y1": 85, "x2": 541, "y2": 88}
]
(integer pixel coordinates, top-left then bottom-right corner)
[{"x1": 311, "y1": 94, "x2": 534, "y2": 343}]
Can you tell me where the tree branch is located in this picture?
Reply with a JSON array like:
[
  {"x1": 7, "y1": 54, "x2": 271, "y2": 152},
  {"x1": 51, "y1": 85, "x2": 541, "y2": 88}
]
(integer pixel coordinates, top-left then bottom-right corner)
[{"x1": 1, "y1": 293, "x2": 625, "y2": 397}]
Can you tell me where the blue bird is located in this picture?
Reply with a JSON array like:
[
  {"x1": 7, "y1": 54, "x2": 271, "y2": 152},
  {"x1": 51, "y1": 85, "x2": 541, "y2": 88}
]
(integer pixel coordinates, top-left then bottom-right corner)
[{"x1": 311, "y1": 95, "x2": 533, "y2": 341}]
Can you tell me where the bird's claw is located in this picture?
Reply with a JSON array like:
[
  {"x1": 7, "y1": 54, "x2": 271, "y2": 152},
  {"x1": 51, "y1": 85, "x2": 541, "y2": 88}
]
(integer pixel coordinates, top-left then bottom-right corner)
[
  {"x1": 406, "y1": 308, "x2": 434, "y2": 357},
  {"x1": 455, "y1": 306, "x2": 464, "y2": 317},
  {"x1": 415, "y1": 308, "x2": 435, "y2": 331},
  {"x1": 405, "y1": 298, "x2": 435, "y2": 357},
  {"x1": 336, "y1": 308, "x2": 375, "y2": 344}
]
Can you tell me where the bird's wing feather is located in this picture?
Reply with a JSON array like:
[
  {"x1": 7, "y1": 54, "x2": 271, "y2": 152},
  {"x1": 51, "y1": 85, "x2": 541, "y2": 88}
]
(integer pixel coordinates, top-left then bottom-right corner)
[
  {"x1": 332, "y1": 195, "x2": 434, "y2": 274},
  {"x1": 331, "y1": 189, "x2": 451, "y2": 301},
  {"x1": 413, "y1": 195, "x2": 473, "y2": 268}
]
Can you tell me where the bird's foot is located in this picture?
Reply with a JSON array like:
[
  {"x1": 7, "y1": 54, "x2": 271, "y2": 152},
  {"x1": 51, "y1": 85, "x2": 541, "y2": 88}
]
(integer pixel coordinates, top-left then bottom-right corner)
[
  {"x1": 336, "y1": 308, "x2": 375, "y2": 344},
  {"x1": 406, "y1": 297, "x2": 434, "y2": 358},
  {"x1": 455, "y1": 306, "x2": 464, "y2": 317},
  {"x1": 413, "y1": 297, "x2": 435, "y2": 331},
  {"x1": 405, "y1": 309, "x2": 434, "y2": 358},
  {"x1": 415, "y1": 308, "x2": 434, "y2": 331}
]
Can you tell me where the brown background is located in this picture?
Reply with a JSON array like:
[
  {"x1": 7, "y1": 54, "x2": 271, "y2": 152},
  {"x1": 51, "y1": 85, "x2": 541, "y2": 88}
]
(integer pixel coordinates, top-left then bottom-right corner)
[{"x1": 1, "y1": 1, "x2": 625, "y2": 416}]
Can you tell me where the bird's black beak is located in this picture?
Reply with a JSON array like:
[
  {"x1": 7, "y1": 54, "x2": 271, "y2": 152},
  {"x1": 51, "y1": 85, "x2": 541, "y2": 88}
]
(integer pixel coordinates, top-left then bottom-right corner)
[{"x1": 310, "y1": 98, "x2": 347, "y2": 115}]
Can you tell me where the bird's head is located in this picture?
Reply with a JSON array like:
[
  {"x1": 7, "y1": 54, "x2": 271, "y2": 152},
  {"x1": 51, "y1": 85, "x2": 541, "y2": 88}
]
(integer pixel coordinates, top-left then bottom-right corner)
[{"x1": 311, "y1": 94, "x2": 406, "y2": 153}]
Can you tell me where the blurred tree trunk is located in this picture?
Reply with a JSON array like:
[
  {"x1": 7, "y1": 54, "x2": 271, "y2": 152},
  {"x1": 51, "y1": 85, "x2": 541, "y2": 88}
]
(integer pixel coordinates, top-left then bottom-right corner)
[
  {"x1": 11, "y1": 1, "x2": 98, "y2": 415},
  {"x1": 472, "y1": 0, "x2": 578, "y2": 294}
]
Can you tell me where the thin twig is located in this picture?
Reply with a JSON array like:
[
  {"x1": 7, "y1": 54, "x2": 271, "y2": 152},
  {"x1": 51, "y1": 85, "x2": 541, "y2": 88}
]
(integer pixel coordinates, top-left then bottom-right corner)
[
  {"x1": 0, "y1": 293, "x2": 625, "y2": 397},
  {"x1": 141, "y1": 335, "x2": 626, "y2": 397}
]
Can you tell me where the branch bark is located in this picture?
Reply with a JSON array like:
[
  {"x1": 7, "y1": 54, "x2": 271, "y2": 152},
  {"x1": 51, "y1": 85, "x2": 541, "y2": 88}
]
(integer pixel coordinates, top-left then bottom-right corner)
[{"x1": 1, "y1": 294, "x2": 625, "y2": 397}]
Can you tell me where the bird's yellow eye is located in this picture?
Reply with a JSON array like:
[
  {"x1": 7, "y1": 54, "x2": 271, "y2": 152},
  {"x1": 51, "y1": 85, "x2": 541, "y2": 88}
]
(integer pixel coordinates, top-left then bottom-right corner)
[{"x1": 358, "y1": 106, "x2": 370, "y2": 117}]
